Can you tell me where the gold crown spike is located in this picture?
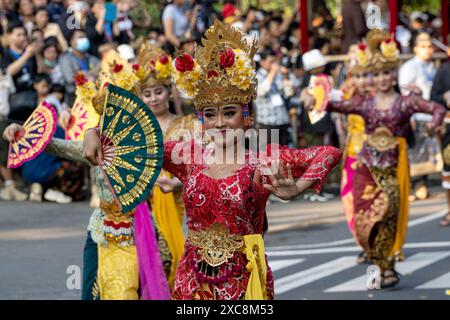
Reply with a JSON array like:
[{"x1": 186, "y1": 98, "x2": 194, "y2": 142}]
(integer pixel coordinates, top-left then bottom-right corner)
[
  {"x1": 135, "y1": 42, "x2": 173, "y2": 88},
  {"x1": 355, "y1": 29, "x2": 399, "y2": 72},
  {"x1": 174, "y1": 20, "x2": 258, "y2": 110}
]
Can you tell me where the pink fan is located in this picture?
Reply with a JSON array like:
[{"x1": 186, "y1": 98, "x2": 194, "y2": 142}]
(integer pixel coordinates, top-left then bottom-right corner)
[{"x1": 7, "y1": 101, "x2": 57, "y2": 168}]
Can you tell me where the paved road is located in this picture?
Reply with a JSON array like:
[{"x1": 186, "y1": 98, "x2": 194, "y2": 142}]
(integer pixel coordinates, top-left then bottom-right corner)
[
  {"x1": 0, "y1": 189, "x2": 449, "y2": 300},
  {"x1": 265, "y1": 190, "x2": 450, "y2": 300}
]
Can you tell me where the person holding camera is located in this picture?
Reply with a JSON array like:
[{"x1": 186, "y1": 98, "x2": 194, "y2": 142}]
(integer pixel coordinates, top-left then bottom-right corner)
[
  {"x1": 34, "y1": 6, "x2": 68, "y2": 51},
  {"x1": 85, "y1": 1, "x2": 132, "y2": 57},
  {"x1": 1, "y1": 20, "x2": 40, "y2": 121},
  {"x1": 0, "y1": 66, "x2": 28, "y2": 202},
  {"x1": 60, "y1": 29, "x2": 99, "y2": 106},
  {"x1": 255, "y1": 48, "x2": 290, "y2": 147}
]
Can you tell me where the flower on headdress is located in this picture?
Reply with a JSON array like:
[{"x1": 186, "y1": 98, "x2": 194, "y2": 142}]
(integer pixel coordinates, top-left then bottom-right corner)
[
  {"x1": 380, "y1": 37, "x2": 399, "y2": 61},
  {"x1": 355, "y1": 43, "x2": 371, "y2": 68},
  {"x1": 175, "y1": 53, "x2": 195, "y2": 73},
  {"x1": 74, "y1": 72, "x2": 88, "y2": 86},
  {"x1": 159, "y1": 54, "x2": 169, "y2": 65},
  {"x1": 220, "y1": 48, "x2": 235, "y2": 69},
  {"x1": 132, "y1": 63, "x2": 147, "y2": 80},
  {"x1": 110, "y1": 62, "x2": 139, "y2": 91},
  {"x1": 112, "y1": 63, "x2": 124, "y2": 73},
  {"x1": 207, "y1": 70, "x2": 220, "y2": 78},
  {"x1": 155, "y1": 55, "x2": 173, "y2": 80},
  {"x1": 225, "y1": 49, "x2": 255, "y2": 90},
  {"x1": 173, "y1": 55, "x2": 201, "y2": 97},
  {"x1": 74, "y1": 72, "x2": 97, "y2": 102}
]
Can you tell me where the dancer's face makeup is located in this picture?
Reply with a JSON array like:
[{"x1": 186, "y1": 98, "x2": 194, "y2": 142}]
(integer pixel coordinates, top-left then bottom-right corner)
[
  {"x1": 353, "y1": 71, "x2": 372, "y2": 94},
  {"x1": 373, "y1": 69, "x2": 395, "y2": 92},
  {"x1": 141, "y1": 85, "x2": 170, "y2": 116},
  {"x1": 203, "y1": 104, "x2": 245, "y2": 147}
]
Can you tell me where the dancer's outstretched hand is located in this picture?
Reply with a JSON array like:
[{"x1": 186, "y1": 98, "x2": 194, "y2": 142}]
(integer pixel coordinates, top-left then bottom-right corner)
[
  {"x1": 259, "y1": 160, "x2": 307, "y2": 200},
  {"x1": 59, "y1": 109, "x2": 71, "y2": 130},
  {"x1": 2, "y1": 123, "x2": 25, "y2": 142},
  {"x1": 300, "y1": 88, "x2": 316, "y2": 111},
  {"x1": 83, "y1": 128, "x2": 102, "y2": 166}
]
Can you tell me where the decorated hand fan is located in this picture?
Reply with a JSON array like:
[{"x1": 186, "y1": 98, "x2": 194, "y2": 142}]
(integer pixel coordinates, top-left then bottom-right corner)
[
  {"x1": 99, "y1": 84, "x2": 164, "y2": 213},
  {"x1": 7, "y1": 101, "x2": 57, "y2": 168},
  {"x1": 307, "y1": 74, "x2": 332, "y2": 124},
  {"x1": 65, "y1": 97, "x2": 100, "y2": 141}
]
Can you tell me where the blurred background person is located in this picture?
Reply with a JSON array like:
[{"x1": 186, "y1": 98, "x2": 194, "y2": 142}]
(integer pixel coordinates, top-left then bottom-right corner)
[
  {"x1": 1, "y1": 20, "x2": 40, "y2": 121},
  {"x1": 399, "y1": 32, "x2": 438, "y2": 201},
  {"x1": 162, "y1": 0, "x2": 189, "y2": 52},
  {"x1": 60, "y1": 29, "x2": 99, "y2": 106},
  {"x1": 342, "y1": 0, "x2": 368, "y2": 53},
  {"x1": 0, "y1": 66, "x2": 28, "y2": 201}
]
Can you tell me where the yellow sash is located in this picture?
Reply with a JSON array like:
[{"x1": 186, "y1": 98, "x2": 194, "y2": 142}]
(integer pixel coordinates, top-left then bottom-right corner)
[
  {"x1": 97, "y1": 244, "x2": 139, "y2": 300},
  {"x1": 390, "y1": 137, "x2": 410, "y2": 257},
  {"x1": 243, "y1": 234, "x2": 267, "y2": 300},
  {"x1": 346, "y1": 114, "x2": 366, "y2": 158},
  {"x1": 152, "y1": 170, "x2": 185, "y2": 287}
]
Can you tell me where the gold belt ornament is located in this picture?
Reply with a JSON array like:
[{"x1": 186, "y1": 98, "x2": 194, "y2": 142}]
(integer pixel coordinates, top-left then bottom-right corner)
[
  {"x1": 100, "y1": 200, "x2": 134, "y2": 220},
  {"x1": 187, "y1": 223, "x2": 244, "y2": 267},
  {"x1": 100, "y1": 200, "x2": 134, "y2": 244},
  {"x1": 367, "y1": 126, "x2": 398, "y2": 152}
]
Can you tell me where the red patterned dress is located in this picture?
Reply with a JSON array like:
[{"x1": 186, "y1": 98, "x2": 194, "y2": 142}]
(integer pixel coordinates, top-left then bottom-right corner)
[{"x1": 162, "y1": 140, "x2": 342, "y2": 300}]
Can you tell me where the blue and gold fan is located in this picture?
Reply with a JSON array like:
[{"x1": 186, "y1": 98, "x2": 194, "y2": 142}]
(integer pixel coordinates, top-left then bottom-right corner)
[{"x1": 99, "y1": 84, "x2": 164, "y2": 213}]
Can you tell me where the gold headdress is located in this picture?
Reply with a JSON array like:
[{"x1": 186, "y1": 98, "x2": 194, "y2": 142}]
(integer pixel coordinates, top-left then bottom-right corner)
[
  {"x1": 354, "y1": 29, "x2": 400, "y2": 72},
  {"x1": 77, "y1": 45, "x2": 174, "y2": 115},
  {"x1": 97, "y1": 50, "x2": 140, "y2": 92},
  {"x1": 135, "y1": 42, "x2": 173, "y2": 90},
  {"x1": 173, "y1": 20, "x2": 258, "y2": 110},
  {"x1": 87, "y1": 50, "x2": 140, "y2": 114}
]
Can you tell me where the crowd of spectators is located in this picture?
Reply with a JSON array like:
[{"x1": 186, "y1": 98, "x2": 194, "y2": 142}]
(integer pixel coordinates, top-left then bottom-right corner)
[{"x1": 0, "y1": 0, "x2": 448, "y2": 204}]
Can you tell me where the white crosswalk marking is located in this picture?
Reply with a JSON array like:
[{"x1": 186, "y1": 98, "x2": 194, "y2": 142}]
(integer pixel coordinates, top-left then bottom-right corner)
[
  {"x1": 325, "y1": 251, "x2": 450, "y2": 293},
  {"x1": 416, "y1": 272, "x2": 450, "y2": 289},
  {"x1": 269, "y1": 258, "x2": 305, "y2": 272},
  {"x1": 275, "y1": 256, "x2": 356, "y2": 294}
]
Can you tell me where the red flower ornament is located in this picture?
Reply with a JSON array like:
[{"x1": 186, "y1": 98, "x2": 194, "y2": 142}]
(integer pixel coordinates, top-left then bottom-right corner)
[
  {"x1": 219, "y1": 48, "x2": 235, "y2": 69},
  {"x1": 175, "y1": 53, "x2": 195, "y2": 72},
  {"x1": 159, "y1": 54, "x2": 169, "y2": 64},
  {"x1": 74, "y1": 73, "x2": 88, "y2": 86},
  {"x1": 112, "y1": 63, "x2": 124, "y2": 73},
  {"x1": 207, "y1": 70, "x2": 220, "y2": 79}
]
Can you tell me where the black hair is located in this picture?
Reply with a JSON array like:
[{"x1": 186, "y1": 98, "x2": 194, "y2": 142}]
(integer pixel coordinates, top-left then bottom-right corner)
[
  {"x1": 31, "y1": 27, "x2": 43, "y2": 36},
  {"x1": 34, "y1": 6, "x2": 49, "y2": 16},
  {"x1": 280, "y1": 55, "x2": 292, "y2": 68},
  {"x1": 412, "y1": 32, "x2": 431, "y2": 47},
  {"x1": 293, "y1": 55, "x2": 303, "y2": 69},
  {"x1": 259, "y1": 48, "x2": 277, "y2": 61},
  {"x1": 43, "y1": 36, "x2": 59, "y2": 51},
  {"x1": 34, "y1": 73, "x2": 52, "y2": 85},
  {"x1": 149, "y1": 27, "x2": 162, "y2": 34},
  {"x1": 68, "y1": 29, "x2": 86, "y2": 43},
  {"x1": 51, "y1": 83, "x2": 65, "y2": 95},
  {"x1": 313, "y1": 37, "x2": 330, "y2": 50},
  {"x1": 269, "y1": 16, "x2": 283, "y2": 25},
  {"x1": 7, "y1": 20, "x2": 25, "y2": 34}
]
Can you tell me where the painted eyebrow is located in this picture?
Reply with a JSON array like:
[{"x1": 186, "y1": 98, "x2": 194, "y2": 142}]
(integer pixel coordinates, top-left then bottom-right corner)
[{"x1": 221, "y1": 106, "x2": 239, "y2": 111}]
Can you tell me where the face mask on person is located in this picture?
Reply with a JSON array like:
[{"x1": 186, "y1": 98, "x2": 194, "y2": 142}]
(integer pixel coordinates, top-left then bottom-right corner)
[
  {"x1": 76, "y1": 37, "x2": 90, "y2": 52},
  {"x1": 44, "y1": 59, "x2": 57, "y2": 68}
]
